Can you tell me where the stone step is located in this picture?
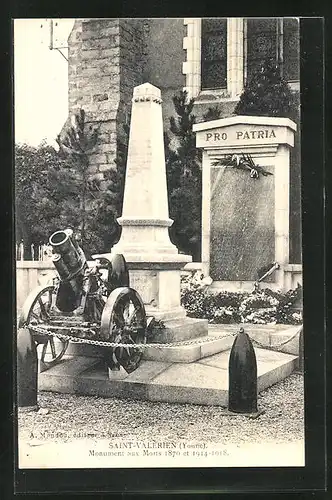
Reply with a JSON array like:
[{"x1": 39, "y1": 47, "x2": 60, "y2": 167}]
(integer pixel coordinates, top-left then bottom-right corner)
[
  {"x1": 209, "y1": 324, "x2": 302, "y2": 355},
  {"x1": 150, "y1": 316, "x2": 208, "y2": 343},
  {"x1": 38, "y1": 347, "x2": 298, "y2": 407},
  {"x1": 64, "y1": 333, "x2": 234, "y2": 363},
  {"x1": 143, "y1": 334, "x2": 234, "y2": 363},
  {"x1": 63, "y1": 324, "x2": 302, "y2": 362}
]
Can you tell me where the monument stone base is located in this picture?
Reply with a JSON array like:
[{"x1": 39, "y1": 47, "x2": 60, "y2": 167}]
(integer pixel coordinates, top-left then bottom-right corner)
[
  {"x1": 37, "y1": 325, "x2": 300, "y2": 410},
  {"x1": 39, "y1": 338, "x2": 299, "y2": 407},
  {"x1": 149, "y1": 317, "x2": 208, "y2": 344},
  {"x1": 98, "y1": 252, "x2": 209, "y2": 342}
]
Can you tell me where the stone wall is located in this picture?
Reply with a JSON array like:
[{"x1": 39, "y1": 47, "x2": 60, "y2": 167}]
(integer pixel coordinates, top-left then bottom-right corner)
[
  {"x1": 16, "y1": 262, "x2": 56, "y2": 312},
  {"x1": 142, "y1": 18, "x2": 186, "y2": 127},
  {"x1": 16, "y1": 260, "x2": 302, "y2": 313},
  {"x1": 67, "y1": 19, "x2": 145, "y2": 187},
  {"x1": 289, "y1": 97, "x2": 301, "y2": 264}
]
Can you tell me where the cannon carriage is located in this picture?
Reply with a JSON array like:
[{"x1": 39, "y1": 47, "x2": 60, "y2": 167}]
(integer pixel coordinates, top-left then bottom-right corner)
[{"x1": 19, "y1": 229, "x2": 151, "y2": 374}]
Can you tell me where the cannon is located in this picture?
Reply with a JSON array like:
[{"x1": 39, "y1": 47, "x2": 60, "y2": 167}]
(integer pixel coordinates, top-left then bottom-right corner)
[{"x1": 19, "y1": 229, "x2": 149, "y2": 373}]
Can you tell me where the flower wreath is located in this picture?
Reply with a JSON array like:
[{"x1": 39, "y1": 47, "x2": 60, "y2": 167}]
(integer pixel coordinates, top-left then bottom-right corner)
[{"x1": 211, "y1": 153, "x2": 273, "y2": 179}]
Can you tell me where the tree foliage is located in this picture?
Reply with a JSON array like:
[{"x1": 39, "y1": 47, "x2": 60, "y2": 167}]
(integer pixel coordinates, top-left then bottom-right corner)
[
  {"x1": 89, "y1": 122, "x2": 129, "y2": 253},
  {"x1": 165, "y1": 91, "x2": 221, "y2": 261},
  {"x1": 15, "y1": 142, "x2": 79, "y2": 258},
  {"x1": 234, "y1": 58, "x2": 297, "y2": 119},
  {"x1": 15, "y1": 109, "x2": 127, "y2": 259},
  {"x1": 55, "y1": 109, "x2": 101, "y2": 256},
  {"x1": 165, "y1": 91, "x2": 201, "y2": 261}
]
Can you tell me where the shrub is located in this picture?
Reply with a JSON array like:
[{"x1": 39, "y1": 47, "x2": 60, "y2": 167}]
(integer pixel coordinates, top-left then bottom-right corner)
[
  {"x1": 239, "y1": 291, "x2": 279, "y2": 324},
  {"x1": 234, "y1": 58, "x2": 298, "y2": 120},
  {"x1": 15, "y1": 142, "x2": 80, "y2": 258},
  {"x1": 180, "y1": 273, "x2": 208, "y2": 318},
  {"x1": 180, "y1": 272, "x2": 302, "y2": 325}
]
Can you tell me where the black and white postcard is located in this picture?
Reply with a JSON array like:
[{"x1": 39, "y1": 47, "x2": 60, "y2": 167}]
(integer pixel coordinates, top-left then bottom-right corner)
[{"x1": 13, "y1": 16, "x2": 326, "y2": 494}]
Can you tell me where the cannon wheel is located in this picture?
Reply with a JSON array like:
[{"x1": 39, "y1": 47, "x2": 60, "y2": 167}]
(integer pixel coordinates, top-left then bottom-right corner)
[
  {"x1": 100, "y1": 287, "x2": 147, "y2": 373},
  {"x1": 19, "y1": 285, "x2": 69, "y2": 369},
  {"x1": 108, "y1": 254, "x2": 130, "y2": 290}
]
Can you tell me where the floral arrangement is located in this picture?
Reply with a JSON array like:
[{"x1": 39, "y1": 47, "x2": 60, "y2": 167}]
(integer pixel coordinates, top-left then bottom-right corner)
[
  {"x1": 239, "y1": 290, "x2": 279, "y2": 324},
  {"x1": 181, "y1": 272, "x2": 302, "y2": 325},
  {"x1": 211, "y1": 153, "x2": 273, "y2": 179}
]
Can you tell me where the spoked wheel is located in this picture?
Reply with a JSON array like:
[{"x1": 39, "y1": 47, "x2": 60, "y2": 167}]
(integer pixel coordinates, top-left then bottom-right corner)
[
  {"x1": 100, "y1": 287, "x2": 147, "y2": 373},
  {"x1": 18, "y1": 285, "x2": 69, "y2": 369}
]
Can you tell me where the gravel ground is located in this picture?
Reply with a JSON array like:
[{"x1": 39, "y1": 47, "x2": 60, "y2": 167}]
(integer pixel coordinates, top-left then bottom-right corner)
[{"x1": 18, "y1": 373, "x2": 304, "y2": 446}]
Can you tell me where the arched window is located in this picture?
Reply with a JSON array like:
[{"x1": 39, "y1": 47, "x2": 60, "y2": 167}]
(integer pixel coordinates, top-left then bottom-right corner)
[{"x1": 245, "y1": 18, "x2": 278, "y2": 82}]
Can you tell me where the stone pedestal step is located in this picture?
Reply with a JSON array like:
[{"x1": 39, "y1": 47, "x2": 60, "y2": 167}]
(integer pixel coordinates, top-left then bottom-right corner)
[
  {"x1": 64, "y1": 324, "x2": 302, "y2": 362},
  {"x1": 143, "y1": 334, "x2": 234, "y2": 363},
  {"x1": 65, "y1": 333, "x2": 233, "y2": 363},
  {"x1": 209, "y1": 324, "x2": 302, "y2": 355},
  {"x1": 150, "y1": 317, "x2": 208, "y2": 343},
  {"x1": 38, "y1": 347, "x2": 298, "y2": 407}
]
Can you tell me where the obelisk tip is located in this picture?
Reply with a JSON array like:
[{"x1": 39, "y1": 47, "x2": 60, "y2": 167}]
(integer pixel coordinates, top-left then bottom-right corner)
[{"x1": 133, "y1": 82, "x2": 161, "y2": 100}]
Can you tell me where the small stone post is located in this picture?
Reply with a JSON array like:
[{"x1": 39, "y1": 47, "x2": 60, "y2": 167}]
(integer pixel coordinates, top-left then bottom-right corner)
[
  {"x1": 228, "y1": 327, "x2": 258, "y2": 414},
  {"x1": 17, "y1": 328, "x2": 38, "y2": 410}
]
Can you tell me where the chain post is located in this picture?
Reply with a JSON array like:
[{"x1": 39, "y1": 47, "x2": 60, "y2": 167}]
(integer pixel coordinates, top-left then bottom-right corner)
[
  {"x1": 17, "y1": 327, "x2": 38, "y2": 410},
  {"x1": 228, "y1": 327, "x2": 258, "y2": 414}
]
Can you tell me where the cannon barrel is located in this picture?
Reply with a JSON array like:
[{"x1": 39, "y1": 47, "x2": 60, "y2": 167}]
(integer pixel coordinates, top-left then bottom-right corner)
[
  {"x1": 49, "y1": 229, "x2": 87, "y2": 280},
  {"x1": 49, "y1": 229, "x2": 88, "y2": 312}
]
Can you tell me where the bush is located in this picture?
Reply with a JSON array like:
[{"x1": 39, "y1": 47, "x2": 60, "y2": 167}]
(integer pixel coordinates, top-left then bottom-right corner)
[
  {"x1": 234, "y1": 58, "x2": 298, "y2": 120},
  {"x1": 15, "y1": 142, "x2": 80, "y2": 258},
  {"x1": 239, "y1": 291, "x2": 279, "y2": 324},
  {"x1": 181, "y1": 272, "x2": 244, "y2": 324},
  {"x1": 181, "y1": 272, "x2": 302, "y2": 325}
]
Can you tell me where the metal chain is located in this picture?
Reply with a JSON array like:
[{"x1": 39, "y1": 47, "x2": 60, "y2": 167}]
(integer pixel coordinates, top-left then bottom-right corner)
[
  {"x1": 26, "y1": 323, "x2": 236, "y2": 350},
  {"x1": 26, "y1": 323, "x2": 301, "y2": 351},
  {"x1": 250, "y1": 329, "x2": 301, "y2": 350}
]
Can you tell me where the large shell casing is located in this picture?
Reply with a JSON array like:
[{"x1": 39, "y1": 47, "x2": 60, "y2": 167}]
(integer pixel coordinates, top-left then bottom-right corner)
[{"x1": 228, "y1": 328, "x2": 258, "y2": 414}]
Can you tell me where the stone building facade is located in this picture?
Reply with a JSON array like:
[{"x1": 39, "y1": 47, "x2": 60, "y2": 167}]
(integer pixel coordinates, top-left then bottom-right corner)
[{"x1": 66, "y1": 17, "x2": 301, "y2": 263}]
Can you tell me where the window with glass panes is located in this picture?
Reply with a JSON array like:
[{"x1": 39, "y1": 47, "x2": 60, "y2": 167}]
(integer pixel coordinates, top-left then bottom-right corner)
[
  {"x1": 201, "y1": 18, "x2": 227, "y2": 90},
  {"x1": 244, "y1": 18, "x2": 299, "y2": 84},
  {"x1": 283, "y1": 18, "x2": 299, "y2": 81}
]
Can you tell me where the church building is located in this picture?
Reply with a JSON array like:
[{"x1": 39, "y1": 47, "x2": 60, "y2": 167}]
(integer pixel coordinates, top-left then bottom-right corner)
[{"x1": 66, "y1": 18, "x2": 301, "y2": 265}]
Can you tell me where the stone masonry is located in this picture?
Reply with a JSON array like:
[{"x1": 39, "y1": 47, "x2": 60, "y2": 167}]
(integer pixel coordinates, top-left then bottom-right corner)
[{"x1": 68, "y1": 19, "x2": 146, "y2": 188}]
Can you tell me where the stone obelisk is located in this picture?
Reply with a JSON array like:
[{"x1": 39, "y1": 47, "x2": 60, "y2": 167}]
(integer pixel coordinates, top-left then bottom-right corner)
[
  {"x1": 111, "y1": 83, "x2": 207, "y2": 341},
  {"x1": 114, "y1": 82, "x2": 182, "y2": 258}
]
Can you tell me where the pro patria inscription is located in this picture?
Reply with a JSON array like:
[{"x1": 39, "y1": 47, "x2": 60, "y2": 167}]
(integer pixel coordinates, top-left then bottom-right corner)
[
  {"x1": 205, "y1": 129, "x2": 277, "y2": 142},
  {"x1": 193, "y1": 116, "x2": 296, "y2": 149},
  {"x1": 195, "y1": 123, "x2": 292, "y2": 149}
]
